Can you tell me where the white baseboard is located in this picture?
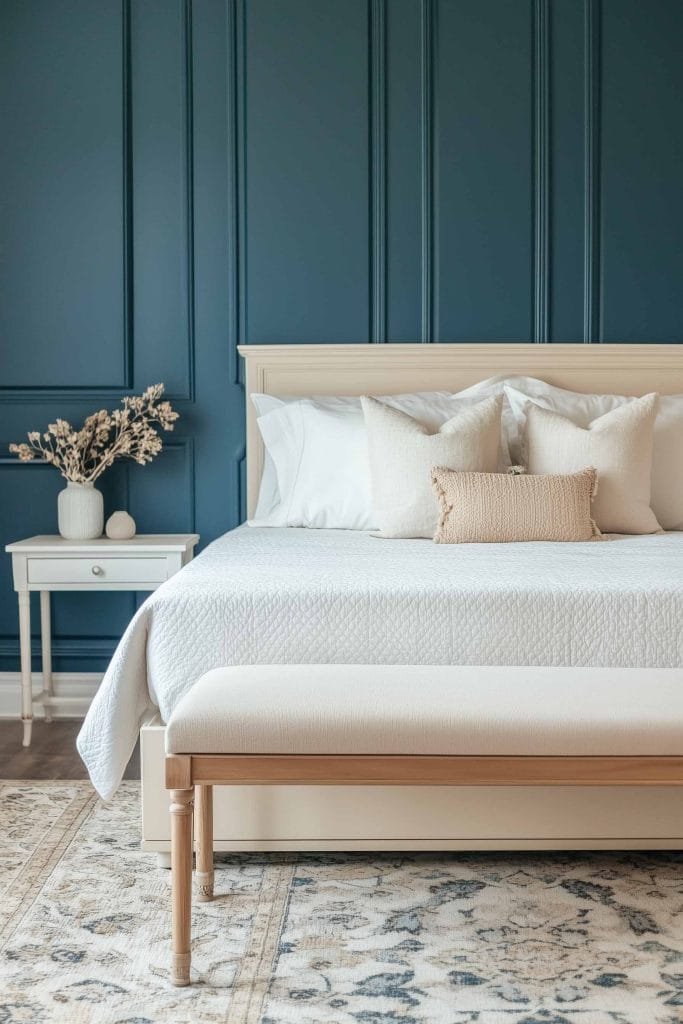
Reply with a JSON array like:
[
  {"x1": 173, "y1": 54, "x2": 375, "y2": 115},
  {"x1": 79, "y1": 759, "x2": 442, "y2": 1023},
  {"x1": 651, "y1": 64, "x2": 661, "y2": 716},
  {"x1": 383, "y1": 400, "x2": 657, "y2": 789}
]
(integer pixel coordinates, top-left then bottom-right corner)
[{"x1": 0, "y1": 671, "x2": 101, "y2": 719}]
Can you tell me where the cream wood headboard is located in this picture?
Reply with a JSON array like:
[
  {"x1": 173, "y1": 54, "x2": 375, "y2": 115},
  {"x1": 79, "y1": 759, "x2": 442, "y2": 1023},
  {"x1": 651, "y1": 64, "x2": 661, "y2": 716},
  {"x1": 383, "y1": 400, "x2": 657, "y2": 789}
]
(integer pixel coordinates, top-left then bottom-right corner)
[{"x1": 238, "y1": 343, "x2": 683, "y2": 517}]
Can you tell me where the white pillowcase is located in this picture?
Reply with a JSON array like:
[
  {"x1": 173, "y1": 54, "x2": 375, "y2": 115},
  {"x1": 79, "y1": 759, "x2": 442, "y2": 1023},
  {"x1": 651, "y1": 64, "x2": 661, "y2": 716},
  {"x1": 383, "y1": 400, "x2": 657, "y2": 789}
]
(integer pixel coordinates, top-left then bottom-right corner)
[
  {"x1": 255, "y1": 397, "x2": 376, "y2": 529},
  {"x1": 250, "y1": 379, "x2": 510, "y2": 530},
  {"x1": 250, "y1": 393, "x2": 293, "y2": 520},
  {"x1": 362, "y1": 394, "x2": 503, "y2": 539},
  {"x1": 505, "y1": 379, "x2": 683, "y2": 530}
]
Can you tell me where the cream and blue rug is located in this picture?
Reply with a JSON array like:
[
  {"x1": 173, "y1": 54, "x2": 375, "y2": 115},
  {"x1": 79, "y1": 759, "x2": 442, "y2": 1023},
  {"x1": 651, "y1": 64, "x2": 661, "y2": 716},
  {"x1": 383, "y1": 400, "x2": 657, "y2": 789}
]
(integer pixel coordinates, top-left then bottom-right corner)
[{"x1": 1, "y1": 781, "x2": 682, "y2": 1024}]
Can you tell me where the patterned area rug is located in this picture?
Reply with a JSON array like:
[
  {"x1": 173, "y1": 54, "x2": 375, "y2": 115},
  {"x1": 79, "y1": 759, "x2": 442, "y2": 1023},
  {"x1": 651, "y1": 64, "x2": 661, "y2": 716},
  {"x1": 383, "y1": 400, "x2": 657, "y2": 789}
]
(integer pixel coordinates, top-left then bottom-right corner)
[{"x1": 1, "y1": 781, "x2": 683, "y2": 1024}]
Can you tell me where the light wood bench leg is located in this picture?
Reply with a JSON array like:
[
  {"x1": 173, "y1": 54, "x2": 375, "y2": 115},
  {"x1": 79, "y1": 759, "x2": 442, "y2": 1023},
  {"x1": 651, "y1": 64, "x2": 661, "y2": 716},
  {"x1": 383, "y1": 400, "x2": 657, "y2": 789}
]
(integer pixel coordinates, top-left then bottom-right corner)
[
  {"x1": 195, "y1": 784, "x2": 214, "y2": 902},
  {"x1": 170, "y1": 787, "x2": 193, "y2": 986},
  {"x1": 163, "y1": 745, "x2": 683, "y2": 990}
]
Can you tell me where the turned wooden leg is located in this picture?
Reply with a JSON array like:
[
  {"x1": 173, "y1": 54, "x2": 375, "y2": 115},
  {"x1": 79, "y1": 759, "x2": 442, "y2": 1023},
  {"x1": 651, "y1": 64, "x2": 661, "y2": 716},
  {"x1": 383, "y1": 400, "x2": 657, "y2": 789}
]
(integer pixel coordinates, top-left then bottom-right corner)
[
  {"x1": 195, "y1": 784, "x2": 214, "y2": 902},
  {"x1": 40, "y1": 592, "x2": 53, "y2": 723},
  {"x1": 18, "y1": 591, "x2": 33, "y2": 747},
  {"x1": 170, "y1": 787, "x2": 194, "y2": 986}
]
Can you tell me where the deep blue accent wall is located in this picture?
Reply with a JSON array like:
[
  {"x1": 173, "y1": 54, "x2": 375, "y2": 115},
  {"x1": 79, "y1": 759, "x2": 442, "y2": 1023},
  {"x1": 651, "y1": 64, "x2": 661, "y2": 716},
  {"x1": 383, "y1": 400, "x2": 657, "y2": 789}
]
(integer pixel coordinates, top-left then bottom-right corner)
[
  {"x1": 437, "y1": 0, "x2": 535, "y2": 341},
  {"x1": 1, "y1": 0, "x2": 682, "y2": 671},
  {"x1": 600, "y1": 0, "x2": 683, "y2": 342},
  {"x1": 1, "y1": 0, "x2": 128, "y2": 387}
]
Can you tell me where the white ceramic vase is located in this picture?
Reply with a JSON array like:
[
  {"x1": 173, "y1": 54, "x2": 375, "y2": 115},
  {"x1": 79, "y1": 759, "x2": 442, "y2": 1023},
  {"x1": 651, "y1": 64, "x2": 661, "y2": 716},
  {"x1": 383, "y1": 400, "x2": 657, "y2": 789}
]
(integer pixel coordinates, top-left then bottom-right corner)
[{"x1": 57, "y1": 481, "x2": 104, "y2": 540}]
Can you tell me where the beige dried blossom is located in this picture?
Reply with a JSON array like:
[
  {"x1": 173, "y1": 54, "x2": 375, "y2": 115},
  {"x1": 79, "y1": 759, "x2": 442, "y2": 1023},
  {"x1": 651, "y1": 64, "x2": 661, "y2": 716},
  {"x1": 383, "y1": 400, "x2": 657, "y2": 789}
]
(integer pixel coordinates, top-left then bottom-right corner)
[{"x1": 9, "y1": 384, "x2": 179, "y2": 483}]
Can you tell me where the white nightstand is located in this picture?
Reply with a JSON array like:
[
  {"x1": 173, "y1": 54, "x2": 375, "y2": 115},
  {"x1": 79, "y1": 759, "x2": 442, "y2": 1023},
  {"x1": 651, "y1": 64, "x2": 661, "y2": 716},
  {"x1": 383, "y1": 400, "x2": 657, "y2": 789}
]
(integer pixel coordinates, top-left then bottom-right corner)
[{"x1": 5, "y1": 534, "x2": 199, "y2": 746}]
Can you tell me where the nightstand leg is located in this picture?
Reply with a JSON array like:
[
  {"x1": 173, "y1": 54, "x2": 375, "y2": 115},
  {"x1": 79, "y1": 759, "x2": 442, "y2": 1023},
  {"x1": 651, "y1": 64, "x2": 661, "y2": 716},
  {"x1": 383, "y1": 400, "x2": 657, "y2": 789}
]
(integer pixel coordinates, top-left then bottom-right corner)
[
  {"x1": 40, "y1": 591, "x2": 53, "y2": 723},
  {"x1": 18, "y1": 591, "x2": 32, "y2": 747}
]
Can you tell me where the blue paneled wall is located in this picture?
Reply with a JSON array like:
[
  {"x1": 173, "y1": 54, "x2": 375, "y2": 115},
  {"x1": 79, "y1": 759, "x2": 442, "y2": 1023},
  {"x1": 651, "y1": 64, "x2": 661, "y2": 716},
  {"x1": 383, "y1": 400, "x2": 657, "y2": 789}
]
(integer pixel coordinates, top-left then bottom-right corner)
[{"x1": 1, "y1": 0, "x2": 682, "y2": 671}]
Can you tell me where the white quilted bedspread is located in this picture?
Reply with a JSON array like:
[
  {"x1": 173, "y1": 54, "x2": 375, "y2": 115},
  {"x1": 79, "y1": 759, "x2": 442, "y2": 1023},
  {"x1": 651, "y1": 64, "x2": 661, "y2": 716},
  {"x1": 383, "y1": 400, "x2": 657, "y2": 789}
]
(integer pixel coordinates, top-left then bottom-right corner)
[{"x1": 78, "y1": 526, "x2": 683, "y2": 798}]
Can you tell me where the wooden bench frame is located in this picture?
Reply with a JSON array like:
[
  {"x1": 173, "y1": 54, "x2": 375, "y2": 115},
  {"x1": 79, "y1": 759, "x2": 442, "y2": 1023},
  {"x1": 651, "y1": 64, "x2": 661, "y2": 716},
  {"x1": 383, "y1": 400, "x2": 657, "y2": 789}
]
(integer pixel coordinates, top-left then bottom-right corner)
[{"x1": 165, "y1": 752, "x2": 683, "y2": 986}]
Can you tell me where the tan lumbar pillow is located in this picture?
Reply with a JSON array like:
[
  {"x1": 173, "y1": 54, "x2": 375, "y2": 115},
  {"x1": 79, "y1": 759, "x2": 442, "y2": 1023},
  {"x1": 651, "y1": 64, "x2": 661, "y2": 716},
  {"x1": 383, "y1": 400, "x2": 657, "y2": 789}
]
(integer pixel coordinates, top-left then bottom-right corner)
[
  {"x1": 432, "y1": 467, "x2": 601, "y2": 543},
  {"x1": 361, "y1": 394, "x2": 502, "y2": 538},
  {"x1": 524, "y1": 394, "x2": 661, "y2": 535}
]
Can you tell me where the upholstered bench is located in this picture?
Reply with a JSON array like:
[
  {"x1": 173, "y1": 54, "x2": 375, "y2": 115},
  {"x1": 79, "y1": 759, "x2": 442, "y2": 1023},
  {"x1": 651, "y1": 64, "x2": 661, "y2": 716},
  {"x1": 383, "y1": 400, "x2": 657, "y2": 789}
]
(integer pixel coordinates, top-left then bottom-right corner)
[{"x1": 165, "y1": 663, "x2": 683, "y2": 986}]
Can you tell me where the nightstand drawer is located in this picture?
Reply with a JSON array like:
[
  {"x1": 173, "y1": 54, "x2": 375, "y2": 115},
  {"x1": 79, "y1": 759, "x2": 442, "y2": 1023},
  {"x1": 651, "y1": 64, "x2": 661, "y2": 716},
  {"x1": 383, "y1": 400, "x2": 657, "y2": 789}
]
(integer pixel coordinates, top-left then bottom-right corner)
[{"x1": 27, "y1": 556, "x2": 168, "y2": 586}]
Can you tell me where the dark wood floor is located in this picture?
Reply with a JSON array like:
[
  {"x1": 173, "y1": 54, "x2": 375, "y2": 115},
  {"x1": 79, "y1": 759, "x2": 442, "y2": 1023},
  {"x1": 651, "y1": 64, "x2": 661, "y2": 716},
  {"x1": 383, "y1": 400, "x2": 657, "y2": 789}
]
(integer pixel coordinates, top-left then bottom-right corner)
[{"x1": 0, "y1": 719, "x2": 140, "y2": 780}]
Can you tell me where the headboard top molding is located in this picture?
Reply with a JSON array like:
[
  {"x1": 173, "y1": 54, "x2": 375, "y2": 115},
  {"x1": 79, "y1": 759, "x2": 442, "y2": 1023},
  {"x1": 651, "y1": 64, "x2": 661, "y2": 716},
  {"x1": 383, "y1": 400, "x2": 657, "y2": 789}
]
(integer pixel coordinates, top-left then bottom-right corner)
[{"x1": 239, "y1": 343, "x2": 683, "y2": 517}]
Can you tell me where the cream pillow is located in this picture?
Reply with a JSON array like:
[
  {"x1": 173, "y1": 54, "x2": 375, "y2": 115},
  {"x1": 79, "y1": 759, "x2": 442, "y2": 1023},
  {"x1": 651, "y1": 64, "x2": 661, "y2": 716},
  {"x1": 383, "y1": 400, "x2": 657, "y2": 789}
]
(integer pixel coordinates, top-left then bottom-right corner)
[
  {"x1": 432, "y1": 467, "x2": 601, "y2": 543},
  {"x1": 361, "y1": 394, "x2": 502, "y2": 538},
  {"x1": 525, "y1": 395, "x2": 661, "y2": 535},
  {"x1": 504, "y1": 381, "x2": 683, "y2": 530}
]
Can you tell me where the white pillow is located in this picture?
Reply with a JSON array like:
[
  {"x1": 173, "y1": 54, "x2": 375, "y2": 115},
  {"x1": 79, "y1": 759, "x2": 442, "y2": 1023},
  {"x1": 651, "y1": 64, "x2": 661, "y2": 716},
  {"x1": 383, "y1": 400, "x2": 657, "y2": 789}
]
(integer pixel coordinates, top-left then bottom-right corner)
[
  {"x1": 250, "y1": 394, "x2": 290, "y2": 520},
  {"x1": 362, "y1": 394, "x2": 503, "y2": 539},
  {"x1": 250, "y1": 378, "x2": 511, "y2": 530},
  {"x1": 255, "y1": 398, "x2": 376, "y2": 529},
  {"x1": 524, "y1": 396, "x2": 661, "y2": 535},
  {"x1": 250, "y1": 392, "x2": 465, "y2": 521},
  {"x1": 505, "y1": 380, "x2": 683, "y2": 530}
]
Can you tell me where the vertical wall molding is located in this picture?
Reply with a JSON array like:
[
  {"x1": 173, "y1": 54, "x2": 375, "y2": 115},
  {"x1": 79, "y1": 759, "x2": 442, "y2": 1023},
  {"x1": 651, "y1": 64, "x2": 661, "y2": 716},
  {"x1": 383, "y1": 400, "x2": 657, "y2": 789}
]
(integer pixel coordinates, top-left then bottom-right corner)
[
  {"x1": 420, "y1": 0, "x2": 437, "y2": 343},
  {"x1": 122, "y1": 0, "x2": 134, "y2": 386},
  {"x1": 167, "y1": 437, "x2": 197, "y2": 533},
  {"x1": 533, "y1": 0, "x2": 550, "y2": 343},
  {"x1": 226, "y1": 0, "x2": 240, "y2": 384},
  {"x1": 229, "y1": 0, "x2": 246, "y2": 517},
  {"x1": 236, "y1": 0, "x2": 248, "y2": 364},
  {"x1": 183, "y1": 0, "x2": 196, "y2": 399},
  {"x1": 369, "y1": 0, "x2": 387, "y2": 343},
  {"x1": 583, "y1": 0, "x2": 601, "y2": 342}
]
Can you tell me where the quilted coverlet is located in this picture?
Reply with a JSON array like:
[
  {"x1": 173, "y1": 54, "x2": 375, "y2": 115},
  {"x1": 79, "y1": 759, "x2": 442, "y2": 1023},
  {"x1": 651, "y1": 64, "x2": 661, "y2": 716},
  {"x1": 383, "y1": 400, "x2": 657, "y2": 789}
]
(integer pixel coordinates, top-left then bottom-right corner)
[{"x1": 78, "y1": 527, "x2": 683, "y2": 799}]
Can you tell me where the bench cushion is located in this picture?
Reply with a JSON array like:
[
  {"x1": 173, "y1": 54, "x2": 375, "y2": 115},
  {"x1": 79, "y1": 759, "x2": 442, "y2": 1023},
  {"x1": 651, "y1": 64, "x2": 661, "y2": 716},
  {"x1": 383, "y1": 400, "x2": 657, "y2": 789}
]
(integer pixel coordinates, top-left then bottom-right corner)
[{"x1": 165, "y1": 665, "x2": 683, "y2": 757}]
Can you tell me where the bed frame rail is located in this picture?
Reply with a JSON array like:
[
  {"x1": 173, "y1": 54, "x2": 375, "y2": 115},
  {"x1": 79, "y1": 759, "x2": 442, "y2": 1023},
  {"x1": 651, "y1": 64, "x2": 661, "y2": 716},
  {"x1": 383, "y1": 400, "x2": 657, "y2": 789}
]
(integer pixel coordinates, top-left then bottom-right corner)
[
  {"x1": 165, "y1": 751, "x2": 683, "y2": 985},
  {"x1": 171, "y1": 754, "x2": 683, "y2": 788}
]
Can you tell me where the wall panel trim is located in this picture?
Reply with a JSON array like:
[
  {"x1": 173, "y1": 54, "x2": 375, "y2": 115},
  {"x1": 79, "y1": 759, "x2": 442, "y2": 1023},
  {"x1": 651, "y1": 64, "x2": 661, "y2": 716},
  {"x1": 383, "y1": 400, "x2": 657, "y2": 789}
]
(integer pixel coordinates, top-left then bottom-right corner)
[
  {"x1": 179, "y1": 436, "x2": 197, "y2": 534},
  {"x1": 236, "y1": 0, "x2": 248, "y2": 362},
  {"x1": 0, "y1": 672, "x2": 100, "y2": 716},
  {"x1": 534, "y1": 0, "x2": 550, "y2": 342},
  {"x1": 226, "y1": 0, "x2": 241, "y2": 384},
  {"x1": 420, "y1": 0, "x2": 437, "y2": 343},
  {"x1": 121, "y1": 0, "x2": 134, "y2": 387},
  {"x1": 183, "y1": 0, "x2": 197, "y2": 399},
  {"x1": 226, "y1": 0, "x2": 245, "y2": 513},
  {"x1": 583, "y1": 0, "x2": 601, "y2": 342},
  {"x1": 0, "y1": 0, "x2": 135, "y2": 398},
  {"x1": 370, "y1": 0, "x2": 387, "y2": 343},
  {"x1": 0, "y1": 452, "x2": 53, "y2": 467},
  {"x1": 0, "y1": 637, "x2": 118, "y2": 663}
]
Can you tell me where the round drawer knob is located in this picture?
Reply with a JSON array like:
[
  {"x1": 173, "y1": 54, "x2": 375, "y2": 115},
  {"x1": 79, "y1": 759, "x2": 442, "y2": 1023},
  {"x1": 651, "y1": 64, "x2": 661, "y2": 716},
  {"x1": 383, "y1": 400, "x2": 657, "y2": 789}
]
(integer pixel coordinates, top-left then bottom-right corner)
[{"x1": 91, "y1": 565, "x2": 104, "y2": 576}]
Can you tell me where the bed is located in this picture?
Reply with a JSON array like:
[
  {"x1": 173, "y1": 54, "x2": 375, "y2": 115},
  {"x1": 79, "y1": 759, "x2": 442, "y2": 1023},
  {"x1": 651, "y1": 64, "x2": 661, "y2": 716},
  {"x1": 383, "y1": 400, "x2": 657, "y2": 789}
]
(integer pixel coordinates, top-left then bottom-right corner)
[{"x1": 77, "y1": 342, "x2": 683, "y2": 851}]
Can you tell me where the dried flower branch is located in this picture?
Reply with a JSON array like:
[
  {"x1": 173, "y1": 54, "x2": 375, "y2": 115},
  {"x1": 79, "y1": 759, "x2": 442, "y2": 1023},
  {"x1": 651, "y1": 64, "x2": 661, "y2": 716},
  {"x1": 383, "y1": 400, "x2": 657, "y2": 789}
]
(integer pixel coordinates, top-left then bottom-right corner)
[{"x1": 9, "y1": 384, "x2": 179, "y2": 483}]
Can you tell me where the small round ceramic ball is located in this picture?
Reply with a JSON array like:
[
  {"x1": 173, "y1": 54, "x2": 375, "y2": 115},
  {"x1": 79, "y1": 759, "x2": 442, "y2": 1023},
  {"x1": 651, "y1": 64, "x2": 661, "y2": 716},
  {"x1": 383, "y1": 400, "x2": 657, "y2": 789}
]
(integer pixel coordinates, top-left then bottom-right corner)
[{"x1": 105, "y1": 510, "x2": 136, "y2": 540}]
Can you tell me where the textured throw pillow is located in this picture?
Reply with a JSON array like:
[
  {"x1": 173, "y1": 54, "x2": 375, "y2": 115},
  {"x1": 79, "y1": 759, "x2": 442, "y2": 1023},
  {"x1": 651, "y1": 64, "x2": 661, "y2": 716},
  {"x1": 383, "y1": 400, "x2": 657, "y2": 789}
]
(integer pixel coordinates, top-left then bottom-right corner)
[
  {"x1": 361, "y1": 394, "x2": 502, "y2": 538},
  {"x1": 504, "y1": 381, "x2": 683, "y2": 530},
  {"x1": 524, "y1": 395, "x2": 661, "y2": 535},
  {"x1": 432, "y1": 467, "x2": 601, "y2": 543}
]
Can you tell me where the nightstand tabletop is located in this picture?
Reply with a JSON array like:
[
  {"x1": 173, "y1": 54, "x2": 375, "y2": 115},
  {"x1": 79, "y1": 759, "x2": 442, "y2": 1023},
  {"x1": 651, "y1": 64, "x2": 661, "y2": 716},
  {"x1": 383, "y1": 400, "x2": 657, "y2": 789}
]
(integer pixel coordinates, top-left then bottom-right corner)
[{"x1": 6, "y1": 534, "x2": 199, "y2": 553}]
